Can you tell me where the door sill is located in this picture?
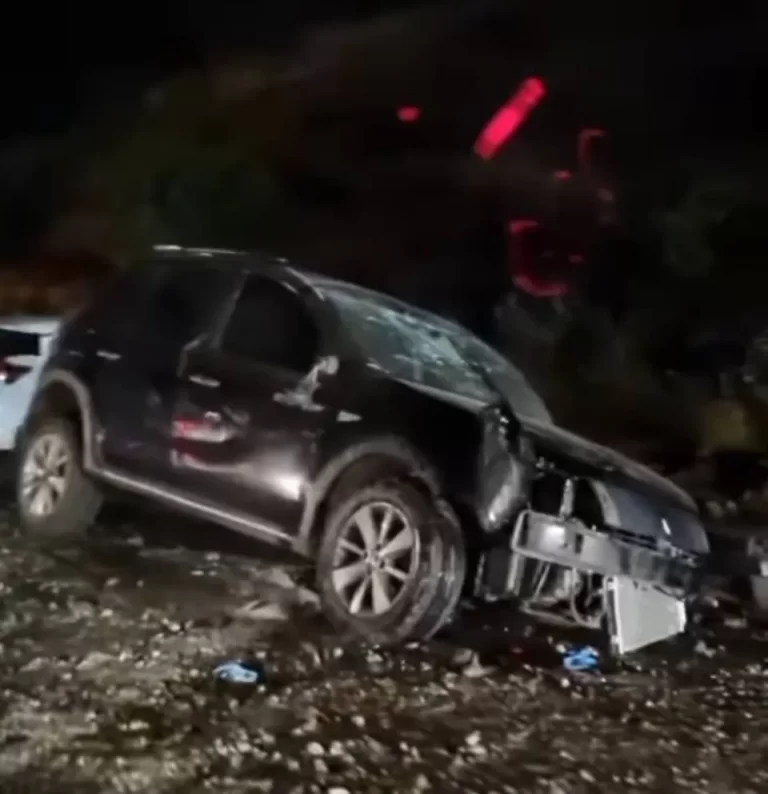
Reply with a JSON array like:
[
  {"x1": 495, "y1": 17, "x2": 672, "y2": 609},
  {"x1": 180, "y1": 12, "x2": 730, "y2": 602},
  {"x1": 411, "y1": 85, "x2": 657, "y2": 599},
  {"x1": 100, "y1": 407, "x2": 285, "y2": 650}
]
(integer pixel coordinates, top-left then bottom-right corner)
[{"x1": 91, "y1": 465, "x2": 298, "y2": 550}]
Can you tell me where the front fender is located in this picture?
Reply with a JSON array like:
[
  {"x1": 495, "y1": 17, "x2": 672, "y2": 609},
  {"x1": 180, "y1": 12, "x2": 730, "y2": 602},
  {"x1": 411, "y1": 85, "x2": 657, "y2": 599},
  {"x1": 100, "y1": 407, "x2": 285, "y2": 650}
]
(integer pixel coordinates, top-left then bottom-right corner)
[{"x1": 475, "y1": 405, "x2": 533, "y2": 533}]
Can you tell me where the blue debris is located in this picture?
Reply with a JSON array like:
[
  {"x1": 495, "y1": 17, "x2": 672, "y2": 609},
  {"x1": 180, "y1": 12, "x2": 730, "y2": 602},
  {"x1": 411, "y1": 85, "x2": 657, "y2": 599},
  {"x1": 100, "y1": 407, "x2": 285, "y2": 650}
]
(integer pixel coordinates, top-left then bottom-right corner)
[
  {"x1": 562, "y1": 646, "x2": 599, "y2": 672},
  {"x1": 213, "y1": 660, "x2": 266, "y2": 684}
]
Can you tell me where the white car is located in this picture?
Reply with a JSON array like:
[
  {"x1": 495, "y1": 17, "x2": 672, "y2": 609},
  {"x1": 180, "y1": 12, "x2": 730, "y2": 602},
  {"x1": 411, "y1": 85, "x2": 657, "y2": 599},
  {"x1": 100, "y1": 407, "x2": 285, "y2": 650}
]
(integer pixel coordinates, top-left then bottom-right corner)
[{"x1": 0, "y1": 316, "x2": 61, "y2": 451}]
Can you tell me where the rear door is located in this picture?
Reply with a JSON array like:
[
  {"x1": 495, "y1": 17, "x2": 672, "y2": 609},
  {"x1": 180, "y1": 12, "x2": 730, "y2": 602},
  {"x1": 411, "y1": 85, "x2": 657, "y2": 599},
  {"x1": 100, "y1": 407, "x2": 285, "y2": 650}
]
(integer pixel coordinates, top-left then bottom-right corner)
[
  {"x1": 90, "y1": 264, "x2": 237, "y2": 481},
  {"x1": 170, "y1": 273, "x2": 336, "y2": 533}
]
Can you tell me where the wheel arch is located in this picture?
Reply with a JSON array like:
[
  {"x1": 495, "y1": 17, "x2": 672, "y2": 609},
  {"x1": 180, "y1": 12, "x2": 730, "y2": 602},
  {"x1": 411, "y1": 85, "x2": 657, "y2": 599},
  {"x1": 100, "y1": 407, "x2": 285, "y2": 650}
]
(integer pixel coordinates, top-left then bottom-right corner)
[
  {"x1": 22, "y1": 370, "x2": 97, "y2": 468},
  {"x1": 298, "y1": 436, "x2": 448, "y2": 554}
]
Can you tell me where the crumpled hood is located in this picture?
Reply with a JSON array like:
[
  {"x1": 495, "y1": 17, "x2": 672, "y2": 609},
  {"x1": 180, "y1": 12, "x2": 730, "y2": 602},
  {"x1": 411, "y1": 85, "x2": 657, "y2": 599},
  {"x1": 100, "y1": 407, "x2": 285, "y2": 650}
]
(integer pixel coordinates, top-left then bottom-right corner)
[
  {"x1": 395, "y1": 380, "x2": 696, "y2": 514},
  {"x1": 521, "y1": 418, "x2": 697, "y2": 513}
]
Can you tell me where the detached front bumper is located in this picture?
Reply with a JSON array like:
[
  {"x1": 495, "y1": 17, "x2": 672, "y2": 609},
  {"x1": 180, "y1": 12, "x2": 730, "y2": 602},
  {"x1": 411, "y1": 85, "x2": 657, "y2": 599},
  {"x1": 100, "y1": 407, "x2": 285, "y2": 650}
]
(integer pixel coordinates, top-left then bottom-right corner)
[
  {"x1": 512, "y1": 510, "x2": 704, "y2": 655},
  {"x1": 511, "y1": 510, "x2": 703, "y2": 595},
  {"x1": 480, "y1": 509, "x2": 705, "y2": 655}
]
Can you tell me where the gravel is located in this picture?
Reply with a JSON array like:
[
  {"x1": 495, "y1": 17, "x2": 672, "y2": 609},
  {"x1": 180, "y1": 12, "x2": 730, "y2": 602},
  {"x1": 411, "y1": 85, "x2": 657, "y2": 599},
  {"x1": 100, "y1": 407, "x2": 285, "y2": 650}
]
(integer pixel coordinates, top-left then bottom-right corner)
[{"x1": 0, "y1": 501, "x2": 767, "y2": 794}]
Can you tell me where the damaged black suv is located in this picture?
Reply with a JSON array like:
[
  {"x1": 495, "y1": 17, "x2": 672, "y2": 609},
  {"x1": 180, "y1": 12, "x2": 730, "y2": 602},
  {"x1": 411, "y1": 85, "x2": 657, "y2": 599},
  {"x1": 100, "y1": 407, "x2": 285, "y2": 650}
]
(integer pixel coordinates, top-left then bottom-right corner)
[{"x1": 15, "y1": 247, "x2": 709, "y2": 652}]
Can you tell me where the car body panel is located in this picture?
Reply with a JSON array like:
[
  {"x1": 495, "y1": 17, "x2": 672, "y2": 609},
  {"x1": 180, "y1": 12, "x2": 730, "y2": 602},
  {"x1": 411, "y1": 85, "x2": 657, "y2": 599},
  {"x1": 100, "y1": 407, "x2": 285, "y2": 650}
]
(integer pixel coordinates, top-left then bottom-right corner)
[
  {"x1": 0, "y1": 316, "x2": 61, "y2": 450},
  {"x1": 23, "y1": 249, "x2": 711, "y2": 653},
  {"x1": 170, "y1": 348, "x2": 332, "y2": 533},
  {"x1": 521, "y1": 418, "x2": 695, "y2": 512}
]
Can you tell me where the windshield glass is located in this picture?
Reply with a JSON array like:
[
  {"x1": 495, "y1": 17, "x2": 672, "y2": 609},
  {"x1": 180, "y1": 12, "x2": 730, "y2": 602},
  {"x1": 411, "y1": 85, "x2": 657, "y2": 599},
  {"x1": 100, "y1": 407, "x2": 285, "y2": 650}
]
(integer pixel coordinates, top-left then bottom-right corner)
[{"x1": 319, "y1": 283, "x2": 551, "y2": 422}]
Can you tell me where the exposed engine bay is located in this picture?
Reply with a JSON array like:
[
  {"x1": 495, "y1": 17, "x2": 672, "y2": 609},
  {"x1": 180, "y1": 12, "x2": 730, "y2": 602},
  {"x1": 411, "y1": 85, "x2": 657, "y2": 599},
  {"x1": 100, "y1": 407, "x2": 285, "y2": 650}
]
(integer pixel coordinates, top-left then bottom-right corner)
[{"x1": 474, "y1": 408, "x2": 707, "y2": 654}]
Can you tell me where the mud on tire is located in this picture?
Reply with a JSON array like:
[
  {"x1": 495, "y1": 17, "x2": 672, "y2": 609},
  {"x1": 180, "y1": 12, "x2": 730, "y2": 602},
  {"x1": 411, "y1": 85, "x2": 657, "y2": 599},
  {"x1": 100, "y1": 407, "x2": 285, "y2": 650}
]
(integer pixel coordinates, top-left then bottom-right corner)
[
  {"x1": 16, "y1": 417, "x2": 103, "y2": 542},
  {"x1": 316, "y1": 478, "x2": 466, "y2": 646}
]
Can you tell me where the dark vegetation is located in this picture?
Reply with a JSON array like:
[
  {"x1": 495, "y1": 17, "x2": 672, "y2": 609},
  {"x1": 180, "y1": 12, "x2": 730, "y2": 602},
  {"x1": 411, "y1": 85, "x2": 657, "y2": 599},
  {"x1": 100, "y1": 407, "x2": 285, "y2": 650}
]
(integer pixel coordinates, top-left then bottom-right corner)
[{"x1": 1, "y1": 4, "x2": 767, "y2": 492}]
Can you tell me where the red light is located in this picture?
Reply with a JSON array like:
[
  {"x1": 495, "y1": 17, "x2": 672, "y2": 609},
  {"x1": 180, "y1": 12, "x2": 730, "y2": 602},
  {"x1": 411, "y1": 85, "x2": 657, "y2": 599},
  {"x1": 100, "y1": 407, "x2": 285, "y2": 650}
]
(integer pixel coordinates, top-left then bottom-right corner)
[
  {"x1": 0, "y1": 360, "x2": 31, "y2": 385},
  {"x1": 553, "y1": 169, "x2": 572, "y2": 181},
  {"x1": 172, "y1": 419, "x2": 202, "y2": 438},
  {"x1": 507, "y1": 218, "x2": 583, "y2": 298},
  {"x1": 509, "y1": 219, "x2": 539, "y2": 235},
  {"x1": 397, "y1": 106, "x2": 421, "y2": 123},
  {"x1": 473, "y1": 77, "x2": 547, "y2": 160},
  {"x1": 513, "y1": 272, "x2": 568, "y2": 298}
]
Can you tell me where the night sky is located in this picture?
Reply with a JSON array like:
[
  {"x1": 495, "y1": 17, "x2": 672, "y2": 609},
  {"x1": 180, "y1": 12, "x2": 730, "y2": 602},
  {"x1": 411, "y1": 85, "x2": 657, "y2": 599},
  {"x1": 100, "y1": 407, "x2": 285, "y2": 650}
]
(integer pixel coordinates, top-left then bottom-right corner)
[
  {"x1": 0, "y1": 0, "x2": 444, "y2": 137},
  {"x1": 0, "y1": 0, "x2": 763, "y2": 139},
  {"x1": 0, "y1": 0, "x2": 764, "y2": 264}
]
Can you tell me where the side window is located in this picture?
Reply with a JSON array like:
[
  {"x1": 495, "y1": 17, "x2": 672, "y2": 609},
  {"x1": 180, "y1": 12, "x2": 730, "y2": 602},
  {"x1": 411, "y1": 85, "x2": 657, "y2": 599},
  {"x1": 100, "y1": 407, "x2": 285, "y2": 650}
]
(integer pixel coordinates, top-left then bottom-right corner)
[
  {"x1": 145, "y1": 266, "x2": 231, "y2": 346},
  {"x1": 220, "y1": 276, "x2": 319, "y2": 373},
  {"x1": 85, "y1": 269, "x2": 151, "y2": 347}
]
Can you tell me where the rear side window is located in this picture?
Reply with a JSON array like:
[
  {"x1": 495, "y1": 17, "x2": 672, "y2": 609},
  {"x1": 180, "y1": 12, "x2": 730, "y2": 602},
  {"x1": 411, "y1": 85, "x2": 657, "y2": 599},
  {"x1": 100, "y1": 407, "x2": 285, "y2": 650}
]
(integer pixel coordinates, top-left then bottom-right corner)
[
  {"x1": 76, "y1": 269, "x2": 151, "y2": 346},
  {"x1": 145, "y1": 265, "x2": 233, "y2": 345},
  {"x1": 83, "y1": 265, "x2": 233, "y2": 355},
  {"x1": 220, "y1": 276, "x2": 319, "y2": 373}
]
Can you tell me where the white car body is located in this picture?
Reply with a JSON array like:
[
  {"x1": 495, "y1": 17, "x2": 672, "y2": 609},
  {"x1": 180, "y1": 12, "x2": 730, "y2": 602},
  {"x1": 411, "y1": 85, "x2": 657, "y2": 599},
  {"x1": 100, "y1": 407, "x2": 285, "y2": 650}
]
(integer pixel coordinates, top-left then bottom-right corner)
[{"x1": 0, "y1": 316, "x2": 62, "y2": 451}]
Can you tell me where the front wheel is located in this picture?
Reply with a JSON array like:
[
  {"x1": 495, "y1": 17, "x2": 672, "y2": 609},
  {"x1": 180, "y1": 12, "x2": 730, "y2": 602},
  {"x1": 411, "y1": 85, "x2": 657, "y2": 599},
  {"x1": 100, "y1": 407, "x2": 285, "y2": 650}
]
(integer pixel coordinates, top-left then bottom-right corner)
[
  {"x1": 16, "y1": 417, "x2": 103, "y2": 542},
  {"x1": 315, "y1": 479, "x2": 466, "y2": 646}
]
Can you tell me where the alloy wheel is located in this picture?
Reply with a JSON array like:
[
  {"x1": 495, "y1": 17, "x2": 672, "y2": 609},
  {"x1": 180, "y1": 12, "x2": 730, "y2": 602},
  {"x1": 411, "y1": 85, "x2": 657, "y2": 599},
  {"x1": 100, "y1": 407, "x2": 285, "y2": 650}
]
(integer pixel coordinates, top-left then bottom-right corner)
[
  {"x1": 20, "y1": 433, "x2": 71, "y2": 518},
  {"x1": 332, "y1": 501, "x2": 420, "y2": 616}
]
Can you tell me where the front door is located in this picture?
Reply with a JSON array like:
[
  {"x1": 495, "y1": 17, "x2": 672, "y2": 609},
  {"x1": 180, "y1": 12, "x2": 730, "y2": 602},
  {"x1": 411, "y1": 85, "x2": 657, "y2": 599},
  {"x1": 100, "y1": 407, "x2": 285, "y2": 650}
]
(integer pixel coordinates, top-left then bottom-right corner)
[
  {"x1": 92, "y1": 263, "x2": 237, "y2": 482},
  {"x1": 169, "y1": 274, "x2": 334, "y2": 535}
]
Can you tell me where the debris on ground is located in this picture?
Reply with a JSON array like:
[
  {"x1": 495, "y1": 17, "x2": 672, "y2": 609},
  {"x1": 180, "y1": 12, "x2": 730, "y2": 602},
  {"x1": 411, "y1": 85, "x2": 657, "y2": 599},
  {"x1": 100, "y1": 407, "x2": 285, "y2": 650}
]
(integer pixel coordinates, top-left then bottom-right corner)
[
  {"x1": 561, "y1": 645, "x2": 600, "y2": 671},
  {"x1": 694, "y1": 639, "x2": 719, "y2": 657},
  {"x1": 213, "y1": 659, "x2": 266, "y2": 684},
  {"x1": 1, "y1": 506, "x2": 768, "y2": 792}
]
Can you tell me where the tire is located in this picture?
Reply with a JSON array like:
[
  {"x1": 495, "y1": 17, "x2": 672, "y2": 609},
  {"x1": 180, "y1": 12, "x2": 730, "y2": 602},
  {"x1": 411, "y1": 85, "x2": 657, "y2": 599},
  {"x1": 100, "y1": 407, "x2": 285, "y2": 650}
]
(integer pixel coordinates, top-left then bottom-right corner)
[
  {"x1": 316, "y1": 478, "x2": 466, "y2": 646},
  {"x1": 16, "y1": 417, "x2": 103, "y2": 543},
  {"x1": 750, "y1": 575, "x2": 768, "y2": 615}
]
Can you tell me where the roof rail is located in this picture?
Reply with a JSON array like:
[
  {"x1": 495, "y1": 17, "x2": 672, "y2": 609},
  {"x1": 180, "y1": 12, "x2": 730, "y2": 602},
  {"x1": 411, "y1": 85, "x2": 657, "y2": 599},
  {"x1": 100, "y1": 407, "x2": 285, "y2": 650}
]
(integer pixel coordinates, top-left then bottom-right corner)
[{"x1": 152, "y1": 244, "x2": 245, "y2": 257}]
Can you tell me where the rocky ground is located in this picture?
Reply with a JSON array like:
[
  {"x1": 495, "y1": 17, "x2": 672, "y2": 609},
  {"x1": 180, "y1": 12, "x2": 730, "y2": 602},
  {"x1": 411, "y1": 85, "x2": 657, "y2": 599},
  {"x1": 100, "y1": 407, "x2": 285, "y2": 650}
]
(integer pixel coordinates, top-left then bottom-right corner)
[{"x1": 1, "y1": 499, "x2": 767, "y2": 794}]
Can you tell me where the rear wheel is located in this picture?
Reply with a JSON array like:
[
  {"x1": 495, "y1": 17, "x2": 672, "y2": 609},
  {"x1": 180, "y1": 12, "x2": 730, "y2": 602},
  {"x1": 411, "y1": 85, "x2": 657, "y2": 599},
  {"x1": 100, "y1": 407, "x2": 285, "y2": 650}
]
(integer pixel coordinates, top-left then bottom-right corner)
[
  {"x1": 16, "y1": 417, "x2": 103, "y2": 542},
  {"x1": 316, "y1": 479, "x2": 466, "y2": 646}
]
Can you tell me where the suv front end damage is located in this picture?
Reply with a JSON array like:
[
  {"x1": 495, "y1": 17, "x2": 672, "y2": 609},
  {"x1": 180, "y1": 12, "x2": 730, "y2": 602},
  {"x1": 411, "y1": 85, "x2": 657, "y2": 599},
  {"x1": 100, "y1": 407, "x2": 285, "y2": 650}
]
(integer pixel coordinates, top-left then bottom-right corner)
[{"x1": 474, "y1": 412, "x2": 709, "y2": 655}]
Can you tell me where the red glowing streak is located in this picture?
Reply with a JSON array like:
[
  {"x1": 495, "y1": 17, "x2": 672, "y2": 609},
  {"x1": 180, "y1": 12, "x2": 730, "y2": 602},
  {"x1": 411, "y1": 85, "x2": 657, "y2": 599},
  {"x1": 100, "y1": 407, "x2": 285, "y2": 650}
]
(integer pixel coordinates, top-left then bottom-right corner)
[
  {"x1": 553, "y1": 169, "x2": 572, "y2": 181},
  {"x1": 397, "y1": 106, "x2": 421, "y2": 123},
  {"x1": 473, "y1": 77, "x2": 546, "y2": 160}
]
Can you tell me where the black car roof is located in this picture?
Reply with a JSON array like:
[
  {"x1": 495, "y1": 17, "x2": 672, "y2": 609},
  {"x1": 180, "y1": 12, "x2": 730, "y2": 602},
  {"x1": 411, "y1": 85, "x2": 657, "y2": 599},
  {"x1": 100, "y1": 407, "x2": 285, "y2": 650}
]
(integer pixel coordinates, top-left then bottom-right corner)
[
  {"x1": 145, "y1": 245, "x2": 435, "y2": 318},
  {"x1": 148, "y1": 245, "x2": 285, "y2": 271},
  {"x1": 147, "y1": 245, "x2": 370, "y2": 295}
]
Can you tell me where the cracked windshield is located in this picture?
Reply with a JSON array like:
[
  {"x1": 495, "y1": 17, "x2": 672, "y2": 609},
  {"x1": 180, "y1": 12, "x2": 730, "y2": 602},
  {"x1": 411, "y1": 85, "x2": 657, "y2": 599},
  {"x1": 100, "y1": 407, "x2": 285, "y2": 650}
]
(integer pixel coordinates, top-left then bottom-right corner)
[{"x1": 321, "y1": 284, "x2": 551, "y2": 422}]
